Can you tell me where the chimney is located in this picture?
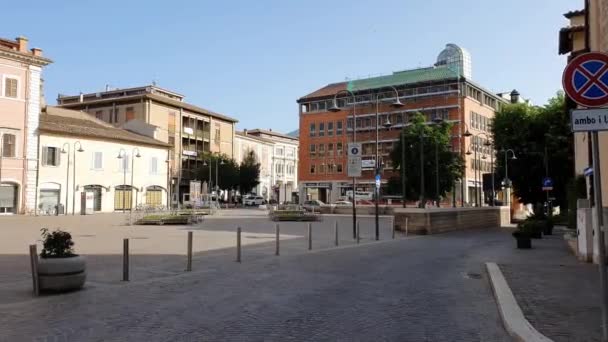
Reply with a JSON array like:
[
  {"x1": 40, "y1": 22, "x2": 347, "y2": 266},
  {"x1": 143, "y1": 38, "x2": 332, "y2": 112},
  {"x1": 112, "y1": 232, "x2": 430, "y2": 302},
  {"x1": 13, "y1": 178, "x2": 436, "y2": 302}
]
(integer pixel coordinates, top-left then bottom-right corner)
[
  {"x1": 30, "y1": 48, "x2": 43, "y2": 57},
  {"x1": 243, "y1": 129, "x2": 248, "y2": 135},
  {"x1": 79, "y1": 92, "x2": 84, "y2": 103},
  {"x1": 16, "y1": 36, "x2": 28, "y2": 52},
  {"x1": 510, "y1": 89, "x2": 520, "y2": 104},
  {"x1": 269, "y1": 128, "x2": 272, "y2": 132}
]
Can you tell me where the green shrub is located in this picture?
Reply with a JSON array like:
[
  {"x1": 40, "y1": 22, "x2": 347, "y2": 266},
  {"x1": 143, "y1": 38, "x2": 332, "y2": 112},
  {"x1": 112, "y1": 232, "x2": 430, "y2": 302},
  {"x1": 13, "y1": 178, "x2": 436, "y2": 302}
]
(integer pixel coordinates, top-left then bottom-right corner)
[{"x1": 40, "y1": 228, "x2": 75, "y2": 258}]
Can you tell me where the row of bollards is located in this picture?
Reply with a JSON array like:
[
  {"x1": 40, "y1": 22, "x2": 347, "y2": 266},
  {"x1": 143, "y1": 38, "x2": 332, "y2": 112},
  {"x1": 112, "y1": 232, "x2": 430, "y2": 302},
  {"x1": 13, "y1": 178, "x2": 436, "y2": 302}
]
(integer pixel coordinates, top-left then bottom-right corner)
[
  {"x1": 28, "y1": 218, "x2": 399, "y2": 294},
  {"x1": 110, "y1": 219, "x2": 400, "y2": 282}
]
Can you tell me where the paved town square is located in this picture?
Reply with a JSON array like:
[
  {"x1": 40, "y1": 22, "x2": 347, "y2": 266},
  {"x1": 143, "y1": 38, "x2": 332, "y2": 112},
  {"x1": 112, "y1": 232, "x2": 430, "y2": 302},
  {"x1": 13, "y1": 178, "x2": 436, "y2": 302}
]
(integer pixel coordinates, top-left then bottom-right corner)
[
  {"x1": 1, "y1": 0, "x2": 606, "y2": 340},
  {"x1": 0, "y1": 213, "x2": 513, "y2": 341}
]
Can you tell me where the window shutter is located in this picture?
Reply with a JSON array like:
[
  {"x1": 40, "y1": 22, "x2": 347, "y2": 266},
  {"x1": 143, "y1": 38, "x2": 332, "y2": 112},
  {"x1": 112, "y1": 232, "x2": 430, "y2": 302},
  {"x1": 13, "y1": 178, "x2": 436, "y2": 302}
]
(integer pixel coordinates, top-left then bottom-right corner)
[
  {"x1": 54, "y1": 148, "x2": 60, "y2": 166},
  {"x1": 41, "y1": 147, "x2": 47, "y2": 166}
]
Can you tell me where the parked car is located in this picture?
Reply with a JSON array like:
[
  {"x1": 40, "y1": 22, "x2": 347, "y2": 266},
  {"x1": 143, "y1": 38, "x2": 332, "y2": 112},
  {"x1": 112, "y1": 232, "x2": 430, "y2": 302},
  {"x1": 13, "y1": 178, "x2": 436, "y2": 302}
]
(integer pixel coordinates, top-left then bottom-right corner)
[
  {"x1": 302, "y1": 199, "x2": 327, "y2": 212},
  {"x1": 334, "y1": 200, "x2": 353, "y2": 206},
  {"x1": 244, "y1": 195, "x2": 265, "y2": 206}
]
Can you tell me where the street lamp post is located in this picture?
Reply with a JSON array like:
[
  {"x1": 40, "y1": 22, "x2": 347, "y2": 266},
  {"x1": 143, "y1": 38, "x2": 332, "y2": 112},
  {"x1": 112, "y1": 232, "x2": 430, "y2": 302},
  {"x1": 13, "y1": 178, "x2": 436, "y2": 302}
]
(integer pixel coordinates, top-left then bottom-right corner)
[
  {"x1": 419, "y1": 133, "x2": 425, "y2": 208},
  {"x1": 477, "y1": 132, "x2": 494, "y2": 206},
  {"x1": 446, "y1": 142, "x2": 457, "y2": 208},
  {"x1": 60, "y1": 143, "x2": 70, "y2": 215},
  {"x1": 70, "y1": 141, "x2": 84, "y2": 215},
  {"x1": 329, "y1": 89, "x2": 357, "y2": 239},
  {"x1": 503, "y1": 149, "x2": 517, "y2": 206},
  {"x1": 463, "y1": 126, "x2": 473, "y2": 206},
  {"x1": 373, "y1": 87, "x2": 403, "y2": 240},
  {"x1": 117, "y1": 149, "x2": 127, "y2": 213},
  {"x1": 431, "y1": 114, "x2": 445, "y2": 207},
  {"x1": 401, "y1": 131, "x2": 406, "y2": 208},
  {"x1": 129, "y1": 148, "x2": 141, "y2": 224}
]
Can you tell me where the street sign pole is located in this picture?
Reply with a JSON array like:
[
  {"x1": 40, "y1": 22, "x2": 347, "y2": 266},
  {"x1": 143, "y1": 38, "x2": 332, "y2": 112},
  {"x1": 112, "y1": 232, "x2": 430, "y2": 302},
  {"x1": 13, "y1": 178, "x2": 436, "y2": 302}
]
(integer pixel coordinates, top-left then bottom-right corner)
[
  {"x1": 563, "y1": 52, "x2": 608, "y2": 341},
  {"x1": 592, "y1": 131, "x2": 608, "y2": 340}
]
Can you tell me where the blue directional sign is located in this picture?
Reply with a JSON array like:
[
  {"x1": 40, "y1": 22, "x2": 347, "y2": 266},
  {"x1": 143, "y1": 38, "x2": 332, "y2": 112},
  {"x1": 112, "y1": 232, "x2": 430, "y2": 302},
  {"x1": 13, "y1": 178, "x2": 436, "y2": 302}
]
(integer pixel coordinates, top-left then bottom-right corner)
[
  {"x1": 542, "y1": 177, "x2": 553, "y2": 191},
  {"x1": 375, "y1": 174, "x2": 381, "y2": 189}
]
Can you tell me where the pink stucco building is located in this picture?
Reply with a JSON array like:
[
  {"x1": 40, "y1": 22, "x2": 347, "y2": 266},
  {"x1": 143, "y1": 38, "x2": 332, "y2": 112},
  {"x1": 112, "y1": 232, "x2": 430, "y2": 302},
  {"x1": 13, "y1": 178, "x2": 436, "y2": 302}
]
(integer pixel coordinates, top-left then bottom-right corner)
[{"x1": 0, "y1": 37, "x2": 51, "y2": 214}]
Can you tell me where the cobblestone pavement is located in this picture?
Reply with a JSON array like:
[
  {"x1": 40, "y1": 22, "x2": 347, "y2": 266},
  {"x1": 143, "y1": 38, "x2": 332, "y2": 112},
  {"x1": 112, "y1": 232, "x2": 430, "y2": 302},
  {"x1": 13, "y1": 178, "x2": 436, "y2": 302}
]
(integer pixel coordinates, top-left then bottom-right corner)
[
  {"x1": 0, "y1": 211, "x2": 394, "y2": 305},
  {"x1": 500, "y1": 231, "x2": 601, "y2": 342},
  {"x1": 0, "y1": 227, "x2": 514, "y2": 342}
]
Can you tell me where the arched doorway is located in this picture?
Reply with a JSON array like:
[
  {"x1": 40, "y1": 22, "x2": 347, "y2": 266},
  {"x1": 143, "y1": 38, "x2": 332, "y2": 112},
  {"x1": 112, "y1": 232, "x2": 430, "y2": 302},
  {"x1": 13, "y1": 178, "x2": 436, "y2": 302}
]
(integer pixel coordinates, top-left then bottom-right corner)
[
  {"x1": 0, "y1": 182, "x2": 18, "y2": 214},
  {"x1": 145, "y1": 186, "x2": 165, "y2": 207},
  {"x1": 83, "y1": 185, "x2": 105, "y2": 212},
  {"x1": 114, "y1": 185, "x2": 134, "y2": 211},
  {"x1": 38, "y1": 182, "x2": 61, "y2": 214}
]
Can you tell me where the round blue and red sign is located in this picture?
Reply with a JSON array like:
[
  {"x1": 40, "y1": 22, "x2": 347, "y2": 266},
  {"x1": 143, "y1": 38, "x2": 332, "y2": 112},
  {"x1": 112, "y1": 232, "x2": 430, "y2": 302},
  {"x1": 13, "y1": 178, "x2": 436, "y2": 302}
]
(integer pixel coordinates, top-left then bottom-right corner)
[{"x1": 563, "y1": 52, "x2": 608, "y2": 108}]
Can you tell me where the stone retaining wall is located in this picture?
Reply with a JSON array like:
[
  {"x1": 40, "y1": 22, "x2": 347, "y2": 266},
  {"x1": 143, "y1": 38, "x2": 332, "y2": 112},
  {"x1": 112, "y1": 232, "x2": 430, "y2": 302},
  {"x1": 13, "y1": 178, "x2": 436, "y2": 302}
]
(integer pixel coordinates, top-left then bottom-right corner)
[{"x1": 392, "y1": 207, "x2": 510, "y2": 235}]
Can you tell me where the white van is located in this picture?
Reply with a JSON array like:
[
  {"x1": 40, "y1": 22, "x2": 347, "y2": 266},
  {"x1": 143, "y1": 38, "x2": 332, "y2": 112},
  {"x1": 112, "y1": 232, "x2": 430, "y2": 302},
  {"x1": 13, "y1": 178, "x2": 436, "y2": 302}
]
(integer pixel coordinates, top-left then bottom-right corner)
[{"x1": 345, "y1": 191, "x2": 374, "y2": 201}]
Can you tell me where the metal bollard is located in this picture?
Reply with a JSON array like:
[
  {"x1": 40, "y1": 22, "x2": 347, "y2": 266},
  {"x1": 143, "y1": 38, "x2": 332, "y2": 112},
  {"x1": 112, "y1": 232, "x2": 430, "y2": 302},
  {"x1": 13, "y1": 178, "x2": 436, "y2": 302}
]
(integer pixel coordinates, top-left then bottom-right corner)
[
  {"x1": 308, "y1": 223, "x2": 312, "y2": 250},
  {"x1": 236, "y1": 227, "x2": 242, "y2": 262},
  {"x1": 186, "y1": 231, "x2": 193, "y2": 271},
  {"x1": 123, "y1": 238, "x2": 129, "y2": 281},
  {"x1": 405, "y1": 217, "x2": 409, "y2": 237},
  {"x1": 29, "y1": 245, "x2": 39, "y2": 296},
  {"x1": 391, "y1": 216, "x2": 396, "y2": 240},
  {"x1": 356, "y1": 221, "x2": 360, "y2": 244},
  {"x1": 275, "y1": 224, "x2": 280, "y2": 256},
  {"x1": 334, "y1": 221, "x2": 339, "y2": 246}
]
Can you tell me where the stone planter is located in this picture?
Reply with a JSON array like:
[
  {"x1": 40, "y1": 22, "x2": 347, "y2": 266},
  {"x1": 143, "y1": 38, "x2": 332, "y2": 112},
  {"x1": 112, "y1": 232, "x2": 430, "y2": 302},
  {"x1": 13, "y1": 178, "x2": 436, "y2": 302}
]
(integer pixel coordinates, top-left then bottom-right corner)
[
  {"x1": 38, "y1": 255, "x2": 86, "y2": 292},
  {"x1": 516, "y1": 236, "x2": 532, "y2": 249}
]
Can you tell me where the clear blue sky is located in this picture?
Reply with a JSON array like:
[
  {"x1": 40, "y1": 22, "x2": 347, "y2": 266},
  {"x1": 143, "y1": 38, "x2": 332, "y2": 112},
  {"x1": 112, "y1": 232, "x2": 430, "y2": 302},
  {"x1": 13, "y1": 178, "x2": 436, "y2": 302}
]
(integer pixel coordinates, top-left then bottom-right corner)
[{"x1": 8, "y1": 0, "x2": 576, "y2": 133}]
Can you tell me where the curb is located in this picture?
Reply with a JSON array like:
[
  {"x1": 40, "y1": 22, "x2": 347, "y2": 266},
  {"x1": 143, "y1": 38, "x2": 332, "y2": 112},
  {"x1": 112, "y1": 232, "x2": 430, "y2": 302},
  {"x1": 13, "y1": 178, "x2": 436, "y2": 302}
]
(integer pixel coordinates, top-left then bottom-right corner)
[{"x1": 486, "y1": 262, "x2": 553, "y2": 342}]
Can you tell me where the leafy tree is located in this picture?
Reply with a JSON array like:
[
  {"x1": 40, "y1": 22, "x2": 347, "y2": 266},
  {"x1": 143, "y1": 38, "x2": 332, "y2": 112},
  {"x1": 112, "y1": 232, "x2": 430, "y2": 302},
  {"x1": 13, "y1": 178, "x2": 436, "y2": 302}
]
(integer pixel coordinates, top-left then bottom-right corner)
[
  {"x1": 390, "y1": 113, "x2": 463, "y2": 207},
  {"x1": 195, "y1": 153, "x2": 239, "y2": 191},
  {"x1": 239, "y1": 149, "x2": 261, "y2": 194},
  {"x1": 492, "y1": 92, "x2": 573, "y2": 209}
]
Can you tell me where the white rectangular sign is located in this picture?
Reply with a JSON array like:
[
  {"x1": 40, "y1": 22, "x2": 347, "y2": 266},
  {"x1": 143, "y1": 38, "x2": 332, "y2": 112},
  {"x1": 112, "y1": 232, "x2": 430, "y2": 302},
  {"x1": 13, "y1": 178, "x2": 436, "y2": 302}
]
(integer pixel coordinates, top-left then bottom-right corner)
[
  {"x1": 347, "y1": 142, "x2": 362, "y2": 177},
  {"x1": 362, "y1": 159, "x2": 375, "y2": 169},
  {"x1": 571, "y1": 109, "x2": 608, "y2": 132},
  {"x1": 347, "y1": 157, "x2": 362, "y2": 177}
]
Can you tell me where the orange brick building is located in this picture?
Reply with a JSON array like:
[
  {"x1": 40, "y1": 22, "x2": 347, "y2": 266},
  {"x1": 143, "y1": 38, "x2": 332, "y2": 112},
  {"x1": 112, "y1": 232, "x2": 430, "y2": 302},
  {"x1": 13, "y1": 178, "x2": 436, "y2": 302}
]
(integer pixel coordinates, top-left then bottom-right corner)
[{"x1": 297, "y1": 44, "x2": 515, "y2": 205}]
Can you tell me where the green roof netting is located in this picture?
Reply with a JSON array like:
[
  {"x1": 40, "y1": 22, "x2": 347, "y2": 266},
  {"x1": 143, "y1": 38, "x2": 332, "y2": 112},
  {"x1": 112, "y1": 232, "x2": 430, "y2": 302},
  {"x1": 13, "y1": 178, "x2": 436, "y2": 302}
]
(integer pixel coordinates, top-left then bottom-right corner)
[{"x1": 346, "y1": 65, "x2": 460, "y2": 92}]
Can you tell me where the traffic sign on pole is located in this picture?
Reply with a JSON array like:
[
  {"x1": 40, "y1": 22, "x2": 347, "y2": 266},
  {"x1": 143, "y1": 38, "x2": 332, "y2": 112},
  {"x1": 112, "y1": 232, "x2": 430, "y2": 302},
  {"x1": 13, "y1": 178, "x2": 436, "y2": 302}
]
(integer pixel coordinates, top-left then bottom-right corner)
[
  {"x1": 563, "y1": 52, "x2": 608, "y2": 341},
  {"x1": 375, "y1": 174, "x2": 381, "y2": 189},
  {"x1": 542, "y1": 177, "x2": 553, "y2": 191},
  {"x1": 347, "y1": 143, "x2": 362, "y2": 177},
  {"x1": 563, "y1": 52, "x2": 608, "y2": 108}
]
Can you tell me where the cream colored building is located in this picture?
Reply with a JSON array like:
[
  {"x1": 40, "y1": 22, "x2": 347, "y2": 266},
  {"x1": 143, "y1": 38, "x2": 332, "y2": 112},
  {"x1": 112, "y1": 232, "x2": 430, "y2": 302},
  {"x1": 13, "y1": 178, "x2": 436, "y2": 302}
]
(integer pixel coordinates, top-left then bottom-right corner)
[
  {"x1": 37, "y1": 107, "x2": 170, "y2": 214},
  {"x1": 56, "y1": 85, "x2": 237, "y2": 205},
  {"x1": 245, "y1": 129, "x2": 298, "y2": 203},
  {"x1": 560, "y1": 3, "x2": 608, "y2": 206},
  {"x1": 234, "y1": 130, "x2": 274, "y2": 200}
]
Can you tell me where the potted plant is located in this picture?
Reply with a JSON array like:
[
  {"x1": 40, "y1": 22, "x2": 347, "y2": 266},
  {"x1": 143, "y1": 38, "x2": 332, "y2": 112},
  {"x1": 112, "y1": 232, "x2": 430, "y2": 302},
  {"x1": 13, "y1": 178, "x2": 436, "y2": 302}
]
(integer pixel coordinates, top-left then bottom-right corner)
[
  {"x1": 37, "y1": 228, "x2": 86, "y2": 292},
  {"x1": 513, "y1": 224, "x2": 532, "y2": 249}
]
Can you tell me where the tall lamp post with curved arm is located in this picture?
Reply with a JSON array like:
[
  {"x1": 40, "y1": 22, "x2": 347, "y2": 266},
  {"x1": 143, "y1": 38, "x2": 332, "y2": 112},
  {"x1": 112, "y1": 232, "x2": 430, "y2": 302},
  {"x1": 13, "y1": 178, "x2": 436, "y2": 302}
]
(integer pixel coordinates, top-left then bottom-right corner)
[
  {"x1": 478, "y1": 132, "x2": 494, "y2": 206},
  {"x1": 64, "y1": 141, "x2": 84, "y2": 215},
  {"x1": 60, "y1": 143, "x2": 70, "y2": 215},
  {"x1": 117, "y1": 148, "x2": 128, "y2": 213},
  {"x1": 329, "y1": 89, "x2": 357, "y2": 239},
  {"x1": 372, "y1": 86, "x2": 403, "y2": 240},
  {"x1": 502, "y1": 149, "x2": 517, "y2": 206},
  {"x1": 129, "y1": 147, "x2": 141, "y2": 225}
]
